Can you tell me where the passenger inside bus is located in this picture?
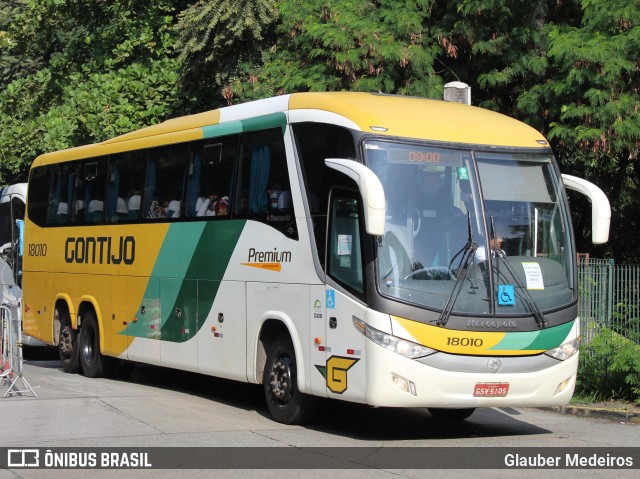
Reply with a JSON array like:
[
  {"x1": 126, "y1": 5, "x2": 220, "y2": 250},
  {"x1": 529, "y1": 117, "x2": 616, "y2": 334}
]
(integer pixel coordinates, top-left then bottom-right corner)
[
  {"x1": 196, "y1": 194, "x2": 217, "y2": 216},
  {"x1": 167, "y1": 200, "x2": 181, "y2": 218}
]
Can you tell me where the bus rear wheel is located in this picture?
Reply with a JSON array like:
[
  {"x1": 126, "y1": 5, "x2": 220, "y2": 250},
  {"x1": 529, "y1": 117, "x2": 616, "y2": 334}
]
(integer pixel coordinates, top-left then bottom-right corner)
[
  {"x1": 58, "y1": 310, "x2": 80, "y2": 374},
  {"x1": 263, "y1": 334, "x2": 318, "y2": 425},
  {"x1": 79, "y1": 311, "x2": 116, "y2": 378},
  {"x1": 428, "y1": 407, "x2": 475, "y2": 421}
]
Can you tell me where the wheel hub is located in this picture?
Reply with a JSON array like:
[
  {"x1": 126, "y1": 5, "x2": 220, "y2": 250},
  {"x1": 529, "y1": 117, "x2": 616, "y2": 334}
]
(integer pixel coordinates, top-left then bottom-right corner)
[
  {"x1": 269, "y1": 357, "x2": 292, "y2": 402},
  {"x1": 60, "y1": 326, "x2": 73, "y2": 358}
]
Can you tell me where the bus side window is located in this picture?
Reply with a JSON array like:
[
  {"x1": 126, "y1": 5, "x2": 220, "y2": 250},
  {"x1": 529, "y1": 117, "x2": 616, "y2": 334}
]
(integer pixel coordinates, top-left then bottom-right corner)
[
  {"x1": 49, "y1": 163, "x2": 74, "y2": 225},
  {"x1": 144, "y1": 144, "x2": 188, "y2": 221},
  {"x1": 108, "y1": 151, "x2": 146, "y2": 223},
  {"x1": 235, "y1": 128, "x2": 296, "y2": 238},
  {"x1": 73, "y1": 159, "x2": 107, "y2": 225},
  {"x1": 27, "y1": 166, "x2": 50, "y2": 227},
  {"x1": 292, "y1": 123, "x2": 357, "y2": 268},
  {"x1": 327, "y1": 190, "x2": 364, "y2": 297},
  {"x1": 187, "y1": 135, "x2": 238, "y2": 218}
]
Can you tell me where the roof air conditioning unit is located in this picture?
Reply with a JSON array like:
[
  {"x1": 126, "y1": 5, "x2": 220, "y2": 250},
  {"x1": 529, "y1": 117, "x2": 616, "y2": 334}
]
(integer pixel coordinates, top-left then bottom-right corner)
[{"x1": 444, "y1": 81, "x2": 471, "y2": 105}]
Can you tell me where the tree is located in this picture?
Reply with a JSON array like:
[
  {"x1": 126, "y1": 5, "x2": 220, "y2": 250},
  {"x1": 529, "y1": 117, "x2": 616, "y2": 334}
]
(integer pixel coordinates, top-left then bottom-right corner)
[
  {"x1": 520, "y1": 0, "x2": 640, "y2": 260},
  {"x1": 0, "y1": 0, "x2": 187, "y2": 184},
  {"x1": 225, "y1": 0, "x2": 445, "y2": 103},
  {"x1": 175, "y1": 0, "x2": 279, "y2": 108}
]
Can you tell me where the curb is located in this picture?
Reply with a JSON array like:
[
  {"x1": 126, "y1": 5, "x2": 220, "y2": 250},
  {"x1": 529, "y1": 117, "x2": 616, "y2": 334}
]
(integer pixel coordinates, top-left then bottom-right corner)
[{"x1": 543, "y1": 405, "x2": 640, "y2": 424}]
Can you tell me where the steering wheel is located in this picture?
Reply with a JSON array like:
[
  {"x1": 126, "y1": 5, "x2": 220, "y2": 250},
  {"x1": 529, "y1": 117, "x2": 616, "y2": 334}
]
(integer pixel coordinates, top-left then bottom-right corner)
[
  {"x1": 404, "y1": 266, "x2": 456, "y2": 281},
  {"x1": 412, "y1": 206, "x2": 421, "y2": 237}
]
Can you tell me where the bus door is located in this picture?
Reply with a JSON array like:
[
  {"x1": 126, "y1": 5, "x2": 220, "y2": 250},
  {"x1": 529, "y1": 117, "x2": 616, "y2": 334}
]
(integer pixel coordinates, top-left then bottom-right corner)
[{"x1": 317, "y1": 190, "x2": 368, "y2": 403}]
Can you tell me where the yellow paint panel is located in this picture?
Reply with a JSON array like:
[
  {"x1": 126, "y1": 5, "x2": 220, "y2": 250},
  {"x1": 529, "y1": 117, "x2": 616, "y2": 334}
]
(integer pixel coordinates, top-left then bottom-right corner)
[
  {"x1": 102, "y1": 110, "x2": 220, "y2": 144},
  {"x1": 393, "y1": 316, "x2": 542, "y2": 356},
  {"x1": 22, "y1": 223, "x2": 170, "y2": 351},
  {"x1": 33, "y1": 129, "x2": 205, "y2": 166},
  {"x1": 289, "y1": 92, "x2": 547, "y2": 148}
]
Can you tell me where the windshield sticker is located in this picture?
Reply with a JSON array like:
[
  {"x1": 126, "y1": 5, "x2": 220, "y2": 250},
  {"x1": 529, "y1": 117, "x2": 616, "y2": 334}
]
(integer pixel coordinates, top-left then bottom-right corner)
[
  {"x1": 458, "y1": 166, "x2": 469, "y2": 180},
  {"x1": 337, "y1": 235, "x2": 352, "y2": 255},
  {"x1": 498, "y1": 285, "x2": 515, "y2": 306},
  {"x1": 521, "y1": 262, "x2": 545, "y2": 290}
]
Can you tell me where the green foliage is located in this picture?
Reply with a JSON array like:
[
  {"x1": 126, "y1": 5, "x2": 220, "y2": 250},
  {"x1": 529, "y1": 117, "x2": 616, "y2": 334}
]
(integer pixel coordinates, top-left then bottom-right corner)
[
  {"x1": 521, "y1": 0, "x2": 640, "y2": 261},
  {"x1": 577, "y1": 327, "x2": 640, "y2": 405},
  {"x1": 175, "y1": 0, "x2": 279, "y2": 108},
  {"x1": 1, "y1": 0, "x2": 640, "y2": 264},
  {"x1": 227, "y1": 1, "x2": 444, "y2": 103},
  {"x1": 0, "y1": 0, "x2": 186, "y2": 184}
]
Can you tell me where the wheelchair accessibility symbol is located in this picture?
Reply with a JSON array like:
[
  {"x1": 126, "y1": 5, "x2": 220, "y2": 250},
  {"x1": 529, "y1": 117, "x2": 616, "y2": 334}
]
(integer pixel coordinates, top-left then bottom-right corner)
[
  {"x1": 326, "y1": 290, "x2": 336, "y2": 309},
  {"x1": 498, "y1": 285, "x2": 515, "y2": 306}
]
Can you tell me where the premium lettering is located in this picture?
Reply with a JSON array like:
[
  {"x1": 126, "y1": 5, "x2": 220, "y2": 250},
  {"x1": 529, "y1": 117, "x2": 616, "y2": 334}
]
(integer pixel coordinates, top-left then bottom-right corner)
[
  {"x1": 65, "y1": 236, "x2": 135, "y2": 265},
  {"x1": 247, "y1": 247, "x2": 292, "y2": 263}
]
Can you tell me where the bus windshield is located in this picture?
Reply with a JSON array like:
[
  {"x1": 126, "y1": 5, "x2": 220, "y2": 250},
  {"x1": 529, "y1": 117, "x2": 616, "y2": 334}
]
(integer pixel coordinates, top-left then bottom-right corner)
[{"x1": 365, "y1": 140, "x2": 575, "y2": 316}]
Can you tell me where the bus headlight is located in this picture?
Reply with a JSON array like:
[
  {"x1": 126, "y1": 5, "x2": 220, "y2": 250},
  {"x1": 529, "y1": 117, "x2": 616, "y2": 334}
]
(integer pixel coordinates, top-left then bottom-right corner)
[
  {"x1": 353, "y1": 318, "x2": 436, "y2": 359},
  {"x1": 544, "y1": 337, "x2": 580, "y2": 361}
]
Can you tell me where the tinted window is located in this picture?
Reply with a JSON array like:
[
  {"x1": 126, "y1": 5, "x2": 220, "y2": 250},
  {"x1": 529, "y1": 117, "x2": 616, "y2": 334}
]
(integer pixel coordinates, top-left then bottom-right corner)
[
  {"x1": 27, "y1": 166, "x2": 50, "y2": 227},
  {"x1": 74, "y1": 158, "x2": 108, "y2": 224},
  {"x1": 187, "y1": 136, "x2": 238, "y2": 218},
  {"x1": 144, "y1": 144, "x2": 188, "y2": 221},
  {"x1": 107, "y1": 150, "x2": 147, "y2": 223},
  {"x1": 235, "y1": 128, "x2": 297, "y2": 238}
]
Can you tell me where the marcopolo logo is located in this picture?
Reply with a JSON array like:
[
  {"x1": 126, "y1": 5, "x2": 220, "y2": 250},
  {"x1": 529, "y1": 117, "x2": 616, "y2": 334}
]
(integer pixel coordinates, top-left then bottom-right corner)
[
  {"x1": 242, "y1": 247, "x2": 291, "y2": 272},
  {"x1": 64, "y1": 236, "x2": 135, "y2": 265}
]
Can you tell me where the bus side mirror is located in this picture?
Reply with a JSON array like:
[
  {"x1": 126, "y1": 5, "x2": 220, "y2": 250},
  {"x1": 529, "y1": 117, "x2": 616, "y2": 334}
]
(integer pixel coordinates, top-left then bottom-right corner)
[
  {"x1": 561, "y1": 174, "x2": 611, "y2": 244},
  {"x1": 15, "y1": 219, "x2": 24, "y2": 257},
  {"x1": 325, "y1": 158, "x2": 385, "y2": 236}
]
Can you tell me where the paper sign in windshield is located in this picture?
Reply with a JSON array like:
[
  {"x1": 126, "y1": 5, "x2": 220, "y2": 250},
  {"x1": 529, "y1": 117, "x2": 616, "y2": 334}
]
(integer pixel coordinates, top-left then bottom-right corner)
[
  {"x1": 521, "y1": 262, "x2": 544, "y2": 290},
  {"x1": 337, "y1": 235, "x2": 352, "y2": 255}
]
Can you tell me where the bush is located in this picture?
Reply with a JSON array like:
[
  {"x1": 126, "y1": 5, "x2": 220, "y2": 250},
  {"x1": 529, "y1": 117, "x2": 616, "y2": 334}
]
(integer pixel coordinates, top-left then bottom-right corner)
[{"x1": 577, "y1": 327, "x2": 640, "y2": 405}]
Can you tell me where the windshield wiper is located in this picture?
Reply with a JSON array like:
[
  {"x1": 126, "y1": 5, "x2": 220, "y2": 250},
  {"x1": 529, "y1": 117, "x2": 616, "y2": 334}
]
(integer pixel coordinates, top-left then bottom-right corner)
[
  {"x1": 438, "y1": 213, "x2": 477, "y2": 327},
  {"x1": 489, "y1": 217, "x2": 547, "y2": 328}
]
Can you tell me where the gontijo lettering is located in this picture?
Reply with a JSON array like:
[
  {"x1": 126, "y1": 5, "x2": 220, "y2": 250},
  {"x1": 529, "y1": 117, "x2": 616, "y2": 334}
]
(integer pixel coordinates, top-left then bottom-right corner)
[{"x1": 64, "y1": 236, "x2": 135, "y2": 265}]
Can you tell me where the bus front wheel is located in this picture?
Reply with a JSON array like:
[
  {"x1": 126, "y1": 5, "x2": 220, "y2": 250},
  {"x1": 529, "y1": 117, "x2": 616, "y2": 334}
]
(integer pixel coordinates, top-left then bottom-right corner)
[
  {"x1": 79, "y1": 311, "x2": 116, "y2": 378},
  {"x1": 58, "y1": 309, "x2": 80, "y2": 374},
  {"x1": 263, "y1": 334, "x2": 318, "y2": 425}
]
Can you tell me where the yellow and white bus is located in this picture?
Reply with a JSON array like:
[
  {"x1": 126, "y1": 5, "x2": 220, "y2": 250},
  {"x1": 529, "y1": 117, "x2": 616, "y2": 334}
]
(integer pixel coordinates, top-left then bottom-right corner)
[{"x1": 22, "y1": 92, "x2": 610, "y2": 423}]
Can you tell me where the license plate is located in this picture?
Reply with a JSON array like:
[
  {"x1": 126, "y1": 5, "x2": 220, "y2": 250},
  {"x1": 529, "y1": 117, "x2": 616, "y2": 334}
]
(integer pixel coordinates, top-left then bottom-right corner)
[{"x1": 473, "y1": 382, "x2": 509, "y2": 397}]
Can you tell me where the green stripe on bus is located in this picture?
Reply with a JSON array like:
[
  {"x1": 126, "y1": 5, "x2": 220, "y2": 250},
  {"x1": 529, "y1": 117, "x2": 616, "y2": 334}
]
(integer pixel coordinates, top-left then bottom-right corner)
[
  {"x1": 524, "y1": 320, "x2": 573, "y2": 351},
  {"x1": 122, "y1": 220, "x2": 246, "y2": 342},
  {"x1": 202, "y1": 121, "x2": 243, "y2": 139},
  {"x1": 488, "y1": 320, "x2": 574, "y2": 351},
  {"x1": 240, "y1": 112, "x2": 287, "y2": 132},
  {"x1": 161, "y1": 220, "x2": 246, "y2": 341}
]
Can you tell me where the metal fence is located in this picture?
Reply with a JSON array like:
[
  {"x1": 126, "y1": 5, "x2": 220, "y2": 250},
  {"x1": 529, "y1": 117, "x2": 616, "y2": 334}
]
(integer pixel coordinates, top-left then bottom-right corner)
[{"x1": 578, "y1": 257, "x2": 640, "y2": 345}]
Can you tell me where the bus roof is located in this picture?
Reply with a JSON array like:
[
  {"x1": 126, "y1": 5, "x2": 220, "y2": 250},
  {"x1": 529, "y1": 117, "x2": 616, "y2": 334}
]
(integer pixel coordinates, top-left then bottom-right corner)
[
  {"x1": 32, "y1": 92, "x2": 548, "y2": 167},
  {"x1": 0, "y1": 183, "x2": 27, "y2": 201}
]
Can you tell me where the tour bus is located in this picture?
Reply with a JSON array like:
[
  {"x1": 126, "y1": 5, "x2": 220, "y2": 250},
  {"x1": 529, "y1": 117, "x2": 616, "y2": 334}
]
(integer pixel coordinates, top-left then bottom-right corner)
[
  {"x1": 0, "y1": 183, "x2": 47, "y2": 347},
  {"x1": 22, "y1": 92, "x2": 610, "y2": 423},
  {"x1": 0, "y1": 184, "x2": 26, "y2": 292}
]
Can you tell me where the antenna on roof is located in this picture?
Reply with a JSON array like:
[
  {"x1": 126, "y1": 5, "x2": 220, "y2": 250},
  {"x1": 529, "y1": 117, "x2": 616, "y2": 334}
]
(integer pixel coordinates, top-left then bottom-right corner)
[{"x1": 444, "y1": 81, "x2": 471, "y2": 105}]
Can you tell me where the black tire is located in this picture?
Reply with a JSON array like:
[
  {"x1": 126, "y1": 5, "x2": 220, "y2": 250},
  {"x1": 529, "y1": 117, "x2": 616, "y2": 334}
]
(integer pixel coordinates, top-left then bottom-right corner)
[
  {"x1": 79, "y1": 311, "x2": 116, "y2": 378},
  {"x1": 263, "y1": 334, "x2": 318, "y2": 424},
  {"x1": 58, "y1": 309, "x2": 80, "y2": 374},
  {"x1": 428, "y1": 407, "x2": 475, "y2": 421}
]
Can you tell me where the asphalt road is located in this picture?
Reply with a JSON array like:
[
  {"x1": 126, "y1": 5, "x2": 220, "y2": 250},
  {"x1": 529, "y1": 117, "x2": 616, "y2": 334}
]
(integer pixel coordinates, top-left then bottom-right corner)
[{"x1": 0, "y1": 351, "x2": 637, "y2": 479}]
